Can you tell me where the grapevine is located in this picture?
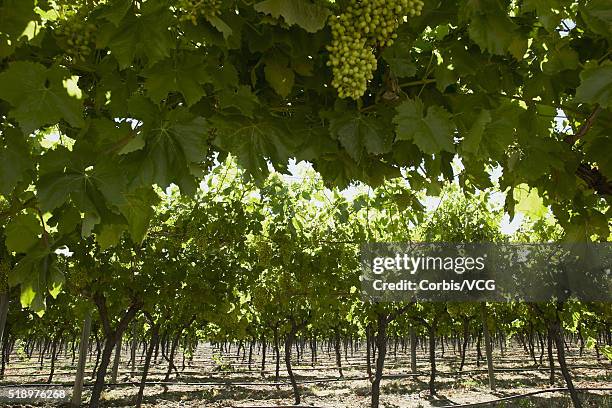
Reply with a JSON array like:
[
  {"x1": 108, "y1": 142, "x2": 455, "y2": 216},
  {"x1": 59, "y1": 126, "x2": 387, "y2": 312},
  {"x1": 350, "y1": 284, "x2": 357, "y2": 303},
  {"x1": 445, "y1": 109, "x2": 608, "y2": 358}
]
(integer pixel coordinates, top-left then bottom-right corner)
[
  {"x1": 177, "y1": 0, "x2": 223, "y2": 25},
  {"x1": 327, "y1": 0, "x2": 424, "y2": 99}
]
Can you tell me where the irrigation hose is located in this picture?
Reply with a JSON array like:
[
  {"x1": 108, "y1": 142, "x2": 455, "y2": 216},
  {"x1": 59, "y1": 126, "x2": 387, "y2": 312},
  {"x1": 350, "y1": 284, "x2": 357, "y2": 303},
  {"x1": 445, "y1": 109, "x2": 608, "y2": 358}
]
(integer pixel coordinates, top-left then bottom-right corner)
[{"x1": 231, "y1": 387, "x2": 612, "y2": 408}]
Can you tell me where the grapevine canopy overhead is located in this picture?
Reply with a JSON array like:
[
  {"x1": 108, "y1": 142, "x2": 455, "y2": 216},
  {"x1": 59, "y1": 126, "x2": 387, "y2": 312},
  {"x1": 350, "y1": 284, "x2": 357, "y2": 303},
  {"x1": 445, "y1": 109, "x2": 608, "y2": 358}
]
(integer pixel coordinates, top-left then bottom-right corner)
[{"x1": 0, "y1": 0, "x2": 611, "y2": 309}]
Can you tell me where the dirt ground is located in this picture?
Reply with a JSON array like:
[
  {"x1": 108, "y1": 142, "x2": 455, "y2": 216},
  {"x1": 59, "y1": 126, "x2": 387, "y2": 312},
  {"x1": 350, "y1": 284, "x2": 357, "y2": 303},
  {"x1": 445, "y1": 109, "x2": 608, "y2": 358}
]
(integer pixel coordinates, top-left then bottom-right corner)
[{"x1": 0, "y1": 342, "x2": 610, "y2": 407}]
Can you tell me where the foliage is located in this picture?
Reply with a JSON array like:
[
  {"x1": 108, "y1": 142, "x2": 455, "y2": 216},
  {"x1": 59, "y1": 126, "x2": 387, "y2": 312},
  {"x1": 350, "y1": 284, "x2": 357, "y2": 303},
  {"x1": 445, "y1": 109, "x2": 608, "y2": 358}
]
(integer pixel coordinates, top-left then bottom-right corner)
[{"x1": 0, "y1": 0, "x2": 610, "y2": 319}]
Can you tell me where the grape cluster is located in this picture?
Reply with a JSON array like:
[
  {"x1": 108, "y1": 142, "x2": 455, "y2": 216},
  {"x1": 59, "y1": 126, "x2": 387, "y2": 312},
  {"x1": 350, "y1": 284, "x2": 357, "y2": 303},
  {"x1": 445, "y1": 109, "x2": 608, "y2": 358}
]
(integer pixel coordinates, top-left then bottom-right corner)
[
  {"x1": 178, "y1": 0, "x2": 222, "y2": 25},
  {"x1": 55, "y1": 17, "x2": 97, "y2": 62},
  {"x1": 252, "y1": 237, "x2": 273, "y2": 266},
  {"x1": 67, "y1": 264, "x2": 89, "y2": 294},
  {"x1": 327, "y1": 0, "x2": 424, "y2": 99},
  {"x1": 188, "y1": 227, "x2": 208, "y2": 250}
]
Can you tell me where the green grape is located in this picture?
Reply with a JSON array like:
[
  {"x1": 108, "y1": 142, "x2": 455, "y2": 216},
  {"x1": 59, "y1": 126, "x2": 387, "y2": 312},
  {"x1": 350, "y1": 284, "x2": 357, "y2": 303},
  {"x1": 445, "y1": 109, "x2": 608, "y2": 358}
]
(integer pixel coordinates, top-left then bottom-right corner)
[
  {"x1": 327, "y1": 0, "x2": 425, "y2": 99},
  {"x1": 55, "y1": 16, "x2": 97, "y2": 62},
  {"x1": 177, "y1": 0, "x2": 223, "y2": 25}
]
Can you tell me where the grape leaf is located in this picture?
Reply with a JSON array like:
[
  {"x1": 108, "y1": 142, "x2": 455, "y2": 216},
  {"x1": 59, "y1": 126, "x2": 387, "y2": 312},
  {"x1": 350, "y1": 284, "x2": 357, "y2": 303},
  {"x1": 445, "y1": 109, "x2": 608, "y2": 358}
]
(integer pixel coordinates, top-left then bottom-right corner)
[
  {"x1": 575, "y1": 61, "x2": 612, "y2": 109},
  {"x1": 447, "y1": 43, "x2": 479, "y2": 76},
  {"x1": 47, "y1": 264, "x2": 65, "y2": 299},
  {"x1": 585, "y1": 135, "x2": 612, "y2": 178},
  {"x1": 206, "y1": 58, "x2": 239, "y2": 91},
  {"x1": 143, "y1": 53, "x2": 210, "y2": 106},
  {"x1": 90, "y1": 159, "x2": 129, "y2": 208},
  {"x1": 118, "y1": 188, "x2": 160, "y2": 243},
  {"x1": 314, "y1": 152, "x2": 362, "y2": 189},
  {"x1": 119, "y1": 134, "x2": 146, "y2": 155},
  {"x1": 0, "y1": 0, "x2": 37, "y2": 57},
  {"x1": 468, "y1": 13, "x2": 516, "y2": 55},
  {"x1": 208, "y1": 16, "x2": 233, "y2": 40},
  {"x1": 96, "y1": 0, "x2": 174, "y2": 68},
  {"x1": 37, "y1": 148, "x2": 89, "y2": 211},
  {"x1": 563, "y1": 212, "x2": 609, "y2": 242},
  {"x1": 97, "y1": 0, "x2": 133, "y2": 26},
  {"x1": 381, "y1": 38, "x2": 417, "y2": 77},
  {"x1": 462, "y1": 110, "x2": 492, "y2": 154},
  {"x1": 8, "y1": 248, "x2": 61, "y2": 316},
  {"x1": 82, "y1": 212, "x2": 101, "y2": 238},
  {"x1": 37, "y1": 166, "x2": 88, "y2": 212},
  {"x1": 461, "y1": 1, "x2": 517, "y2": 55},
  {"x1": 0, "y1": 62, "x2": 84, "y2": 133},
  {"x1": 508, "y1": 36, "x2": 529, "y2": 61},
  {"x1": 212, "y1": 114, "x2": 295, "y2": 181},
  {"x1": 0, "y1": 0, "x2": 36, "y2": 37},
  {"x1": 0, "y1": 128, "x2": 31, "y2": 195},
  {"x1": 55, "y1": 206, "x2": 82, "y2": 237},
  {"x1": 514, "y1": 184, "x2": 547, "y2": 219},
  {"x1": 217, "y1": 85, "x2": 259, "y2": 118},
  {"x1": 127, "y1": 101, "x2": 209, "y2": 193},
  {"x1": 579, "y1": 0, "x2": 612, "y2": 38},
  {"x1": 393, "y1": 98, "x2": 456, "y2": 154},
  {"x1": 5, "y1": 213, "x2": 42, "y2": 254},
  {"x1": 86, "y1": 118, "x2": 125, "y2": 150},
  {"x1": 329, "y1": 112, "x2": 392, "y2": 163},
  {"x1": 542, "y1": 41, "x2": 580, "y2": 75},
  {"x1": 434, "y1": 64, "x2": 459, "y2": 92},
  {"x1": 36, "y1": 147, "x2": 130, "y2": 241},
  {"x1": 523, "y1": 0, "x2": 564, "y2": 32},
  {"x1": 264, "y1": 61, "x2": 295, "y2": 98},
  {"x1": 513, "y1": 111, "x2": 569, "y2": 182},
  {"x1": 254, "y1": 0, "x2": 330, "y2": 33},
  {"x1": 97, "y1": 223, "x2": 127, "y2": 251}
]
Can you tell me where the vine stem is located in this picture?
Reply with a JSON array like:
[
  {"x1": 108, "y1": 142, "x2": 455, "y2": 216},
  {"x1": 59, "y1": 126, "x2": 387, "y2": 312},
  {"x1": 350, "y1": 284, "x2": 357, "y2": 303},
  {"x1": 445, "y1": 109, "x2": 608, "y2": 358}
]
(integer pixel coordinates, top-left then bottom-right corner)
[
  {"x1": 418, "y1": 53, "x2": 436, "y2": 97},
  {"x1": 564, "y1": 105, "x2": 602, "y2": 145},
  {"x1": 399, "y1": 78, "x2": 437, "y2": 88}
]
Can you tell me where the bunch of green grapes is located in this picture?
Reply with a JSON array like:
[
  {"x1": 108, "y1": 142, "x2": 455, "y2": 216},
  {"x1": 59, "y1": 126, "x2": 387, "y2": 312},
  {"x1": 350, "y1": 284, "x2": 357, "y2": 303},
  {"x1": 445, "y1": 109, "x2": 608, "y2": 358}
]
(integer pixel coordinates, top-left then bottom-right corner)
[
  {"x1": 0, "y1": 259, "x2": 10, "y2": 295},
  {"x1": 177, "y1": 0, "x2": 222, "y2": 25},
  {"x1": 67, "y1": 264, "x2": 88, "y2": 294},
  {"x1": 55, "y1": 17, "x2": 97, "y2": 62},
  {"x1": 327, "y1": 0, "x2": 424, "y2": 99},
  {"x1": 187, "y1": 226, "x2": 209, "y2": 250},
  {"x1": 252, "y1": 237, "x2": 273, "y2": 266},
  {"x1": 328, "y1": 35, "x2": 378, "y2": 99}
]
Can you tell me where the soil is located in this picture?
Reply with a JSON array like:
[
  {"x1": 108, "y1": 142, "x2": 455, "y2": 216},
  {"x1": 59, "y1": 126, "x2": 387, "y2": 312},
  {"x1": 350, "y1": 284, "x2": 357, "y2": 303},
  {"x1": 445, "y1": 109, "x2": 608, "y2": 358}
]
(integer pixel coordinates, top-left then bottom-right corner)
[{"x1": 0, "y1": 341, "x2": 610, "y2": 407}]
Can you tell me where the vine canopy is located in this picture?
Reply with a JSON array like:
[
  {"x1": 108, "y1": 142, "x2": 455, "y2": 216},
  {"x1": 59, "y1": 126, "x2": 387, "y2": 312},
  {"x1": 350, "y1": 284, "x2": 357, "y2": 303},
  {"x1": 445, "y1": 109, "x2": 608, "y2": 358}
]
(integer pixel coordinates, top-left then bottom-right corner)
[{"x1": 0, "y1": 0, "x2": 611, "y2": 310}]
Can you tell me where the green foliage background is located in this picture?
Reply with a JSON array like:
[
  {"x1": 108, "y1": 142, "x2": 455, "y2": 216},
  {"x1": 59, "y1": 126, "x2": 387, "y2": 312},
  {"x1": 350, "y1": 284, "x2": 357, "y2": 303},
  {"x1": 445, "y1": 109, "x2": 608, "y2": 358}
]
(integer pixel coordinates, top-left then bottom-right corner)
[{"x1": 0, "y1": 0, "x2": 610, "y2": 312}]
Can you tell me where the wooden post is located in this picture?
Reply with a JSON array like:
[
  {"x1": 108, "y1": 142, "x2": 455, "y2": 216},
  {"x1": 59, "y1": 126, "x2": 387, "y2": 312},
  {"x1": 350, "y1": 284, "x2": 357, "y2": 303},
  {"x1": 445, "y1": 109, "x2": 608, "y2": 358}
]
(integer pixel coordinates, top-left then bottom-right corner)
[
  {"x1": 71, "y1": 311, "x2": 92, "y2": 407},
  {"x1": 481, "y1": 302, "x2": 495, "y2": 390}
]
